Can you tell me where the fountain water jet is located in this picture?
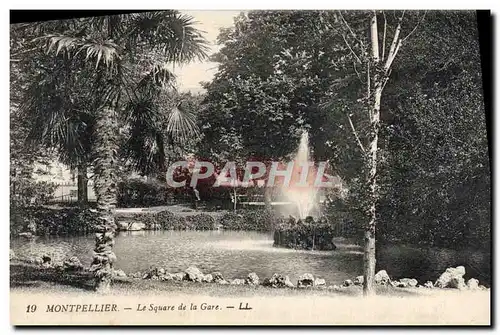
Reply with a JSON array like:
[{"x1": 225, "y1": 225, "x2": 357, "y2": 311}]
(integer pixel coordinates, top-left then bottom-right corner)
[{"x1": 279, "y1": 131, "x2": 319, "y2": 220}]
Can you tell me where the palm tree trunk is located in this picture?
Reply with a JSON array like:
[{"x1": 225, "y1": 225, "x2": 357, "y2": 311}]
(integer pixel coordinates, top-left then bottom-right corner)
[
  {"x1": 77, "y1": 162, "x2": 88, "y2": 207},
  {"x1": 91, "y1": 107, "x2": 118, "y2": 294}
]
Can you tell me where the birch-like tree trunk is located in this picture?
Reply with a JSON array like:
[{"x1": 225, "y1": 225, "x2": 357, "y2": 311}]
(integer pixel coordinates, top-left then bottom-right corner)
[{"x1": 361, "y1": 11, "x2": 405, "y2": 296}]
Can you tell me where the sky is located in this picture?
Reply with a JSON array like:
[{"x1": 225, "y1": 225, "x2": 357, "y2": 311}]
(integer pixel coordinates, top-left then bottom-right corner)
[{"x1": 173, "y1": 10, "x2": 242, "y2": 93}]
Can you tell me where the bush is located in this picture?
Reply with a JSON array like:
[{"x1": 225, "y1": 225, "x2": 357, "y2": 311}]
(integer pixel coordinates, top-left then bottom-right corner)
[
  {"x1": 115, "y1": 210, "x2": 216, "y2": 231},
  {"x1": 117, "y1": 179, "x2": 168, "y2": 208},
  {"x1": 185, "y1": 214, "x2": 216, "y2": 230},
  {"x1": 11, "y1": 180, "x2": 57, "y2": 208},
  {"x1": 219, "y1": 208, "x2": 284, "y2": 231},
  {"x1": 273, "y1": 217, "x2": 337, "y2": 250},
  {"x1": 10, "y1": 206, "x2": 100, "y2": 236}
]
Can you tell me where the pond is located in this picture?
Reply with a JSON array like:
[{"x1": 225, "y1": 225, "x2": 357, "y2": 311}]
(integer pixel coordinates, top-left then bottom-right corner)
[{"x1": 10, "y1": 230, "x2": 491, "y2": 285}]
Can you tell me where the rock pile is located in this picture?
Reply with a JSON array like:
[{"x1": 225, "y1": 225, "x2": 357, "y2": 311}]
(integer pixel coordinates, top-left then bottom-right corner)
[
  {"x1": 339, "y1": 266, "x2": 488, "y2": 291},
  {"x1": 262, "y1": 273, "x2": 294, "y2": 288}
]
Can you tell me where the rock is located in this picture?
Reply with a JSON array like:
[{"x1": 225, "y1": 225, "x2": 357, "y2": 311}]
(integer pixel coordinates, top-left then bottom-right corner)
[
  {"x1": 151, "y1": 275, "x2": 159, "y2": 280},
  {"x1": 449, "y1": 277, "x2": 466, "y2": 290},
  {"x1": 218, "y1": 280, "x2": 229, "y2": 285},
  {"x1": 263, "y1": 273, "x2": 294, "y2": 288},
  {"x1": 159, "y1": 273, "x2": 173, "y2": 281},
  {"x1": 374, "y1": 270, "x2": 391, "y2": 285},
  {"x1": 172, "y1": 272, "x2": 185, "y2": 281},
  {"x1": 63, "y1": 256, "x2": 83, "y2": 271},
  {"x1": 184, "y1": 266, "x2": 204, "y2": 282},
  {"x1": 211, "y1": 272, "x2": 225, "y2": 283},
  {"x1": 435, "y1": 266, "x2": 466, "y2": 289},
  {"x1": 26, "y1": 255, "x2": 43, "y2": 265},
  {"x1": 479, "y1": 285, "x2": 488, "y2": 290},
  {"x1": 144, "y1": 267, "x2": 162, "y2": 279},
  {"x1": 314, "y1": 278, "x2": 326, "y2": 287},
  {"x1": 284, "y1": 277, "x2": 295, "y2": 288},
  {"x1": 117, "y1": 221, "x2": 146, "y2": 231},
  {"x1": 467, "y1": 278, "x2": 479, "y2": 290},
  {"x1": 343, "y1": 279, "x2": 353, "y2": 287},
  {"x1": 399, "y1": 278, "x2": 418, "y2": 288},
  {"x1": 113, "y1": 269, "x2": 127, "y2": 278},
  {"x1": 9, "y1": 249, "x2": 15, "y2": 260},
  {"x1": 203, "y1": 274, "x2": 213, "y2": 283},
  {"x1": 391, "y1": 281, "x2": 407, "y2": 288},
  {"x1": 246, "y1": 272, "x2": 259, "y2": 286},
  {"x1": 18, "y1": 232, "x2": 34, "y2": 239},
  {"x1": 297, "y1": 273, "x2": 315, "y2": 288},
  {"x1": 231, "y1": 279, "x2": 245, "y2": 285},
  {"x1": 424, "y1": 281, "x2": 434, "y2": 289},
  {"x1": 353, "y1": 275, "x2": 364, "y2": 286}
]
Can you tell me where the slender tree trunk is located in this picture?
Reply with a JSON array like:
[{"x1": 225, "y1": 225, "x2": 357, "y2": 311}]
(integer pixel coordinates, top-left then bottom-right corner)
[
  {"x1": 77, "y1": 162, "x2": 88, "y2": 207},
  {"x1": 363, "y1": 86, "x2": 382, "y2": 296},
  {"x1": 339, "y1": 10, "x2": 406, "y2": 296},
  {"x1": 91, "y1": 108, "x2": 119, "y2": 294}
]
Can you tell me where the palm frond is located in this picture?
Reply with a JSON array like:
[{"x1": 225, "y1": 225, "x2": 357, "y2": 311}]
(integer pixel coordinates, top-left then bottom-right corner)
[
  {"x1": 165, "y1": 104, "x2": 201, "y2": 143},
  {"x1": 126, "y1": 11, "x2": 210, "y2": 65},
  {"x1": 37, "y1": 34, "x2": 121, "y2": 70},
  {"x1": 123, "y1": 98, "x2": 166, "y2": 175},
  {"x1": 78, "y1": 40, "x2": 121, "y2": 69}
]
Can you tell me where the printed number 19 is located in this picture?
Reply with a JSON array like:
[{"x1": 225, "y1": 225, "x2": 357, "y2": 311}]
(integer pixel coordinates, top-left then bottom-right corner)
[{"x1": 26, "y1": 305, "x2": 37, "y2": 313}]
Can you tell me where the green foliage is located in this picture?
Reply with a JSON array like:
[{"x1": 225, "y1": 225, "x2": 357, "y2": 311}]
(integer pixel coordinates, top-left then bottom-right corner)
[
  {"x1": 10, "y1": 180, "x2": 57, "y2": 209},
  {"x1": 273, "y1": 217, "x2": 337, "y2": 250},
  {"x1": 117, "y1": 178, "x2": 168, "y2": 208},
  {"x1": 115, "y1": 210, "x2": 215, "y2": 230},
  {"x1": 219, "y1": 208, "x2": 283, "y2": 231},
  {"x1": 12, "y1": 11, "x2": 209, "y2": 193},
  {"x1": 376, "y1": 11, "x2": 491, "y2": 251},
  {"x1": 201, "y1": 10, "x2": 490, "y2": 252},
  {"x1": 10, "y1": 207, "x2": 101, "y2": 236}
]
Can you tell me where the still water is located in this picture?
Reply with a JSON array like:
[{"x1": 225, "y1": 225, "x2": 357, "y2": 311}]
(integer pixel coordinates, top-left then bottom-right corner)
[{"x1": 10, "y1": 230, "x2": 490, "y2": 285}]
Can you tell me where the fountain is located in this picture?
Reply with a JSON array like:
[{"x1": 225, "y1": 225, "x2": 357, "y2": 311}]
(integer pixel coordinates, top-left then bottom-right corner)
[
  {"x1": 272, "y1": 130, "x2": 337, "y2": 251},
  {"x1": 279, "y1": 130, "x2": 319, "y2": 220}
]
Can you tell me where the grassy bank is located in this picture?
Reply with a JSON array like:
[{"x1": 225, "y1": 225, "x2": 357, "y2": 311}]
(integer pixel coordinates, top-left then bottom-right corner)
[
  {"x1": 11, "y1": 261, "x2": 421, "y2": 298},
  {"x1": 10, "y1": 262, "x2": 491, "y2": 325}
]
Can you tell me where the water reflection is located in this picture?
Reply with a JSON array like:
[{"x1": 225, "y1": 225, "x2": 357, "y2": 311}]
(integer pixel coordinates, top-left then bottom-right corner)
[{"x1": 10, "y1": 230, "x2": 490, "y2": 285}]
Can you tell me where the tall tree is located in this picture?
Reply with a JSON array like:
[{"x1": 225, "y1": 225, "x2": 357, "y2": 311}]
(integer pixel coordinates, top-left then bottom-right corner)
[
  {"x1": 336, "y1": 10, "x2": 426, "y2": 295},
  {"x1": 17, "y1": 11, "x2": 208, "y2": 292}
]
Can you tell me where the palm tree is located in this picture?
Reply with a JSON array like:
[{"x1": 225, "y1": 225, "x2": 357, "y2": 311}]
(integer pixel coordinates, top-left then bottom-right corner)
[
  {"x1": 18, "y1": 11, "x2": 208, "y2": 292},
  {"x1": 125, "y1": 89, "x2": 203, "y2": 180}
]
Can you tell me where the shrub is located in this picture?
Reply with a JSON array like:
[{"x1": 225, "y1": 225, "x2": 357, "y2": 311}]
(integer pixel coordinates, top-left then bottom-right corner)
[
  {"x1": 10, "y1": 207, "x2": 101, "y2": 236},
  {"x1": 185, "y1": 214, "x2": 216, "y2": 230},
  {"x1": 219, "y1": 208, "x2": 284, "y2": 231},
  {"x1": 114, "y1": 210, "x2": 216, "y2": 231},
  {"x1": 117, "y1": 178, "x2": 168, "y2": 207},
  {"x1": 11, "y1": 180, "x2": 57, "y2": 208},
  {"x1": 273, "y1": 217, "x2": 337, "y2": 250},
  {"x1": 219, "y1": 212, "x2": 245, "y2": 230}
]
